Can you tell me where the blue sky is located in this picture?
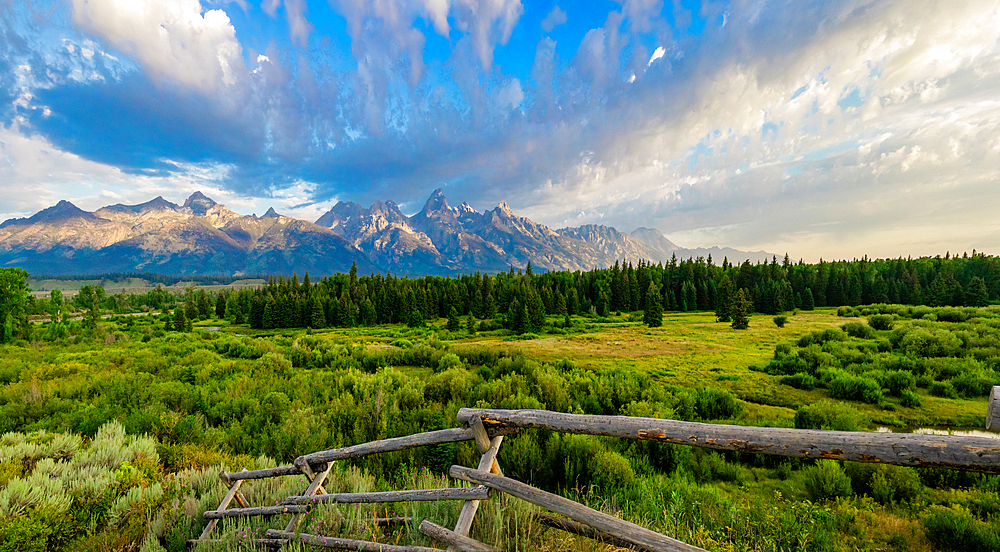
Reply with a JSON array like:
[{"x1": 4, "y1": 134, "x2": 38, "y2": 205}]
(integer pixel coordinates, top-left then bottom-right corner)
[{"x1": 2, "y1": 0, "x2": 1000, "y2": 260}]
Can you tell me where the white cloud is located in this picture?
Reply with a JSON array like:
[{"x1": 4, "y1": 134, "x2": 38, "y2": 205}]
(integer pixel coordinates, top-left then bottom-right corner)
[
  {"x1": 541, "y1": 5, "x2": 567, "y2": 32},
  {"x1": 260, "y1": 0, "x2": 314, "y2": 47},
  {"x1": 648, "y1": 46, "x2": 665, "y2": 66},
  {"x1": 520, "y1": 0, "x2": 1000, "y2": 260},
  {"x1": 70, "y1": 0, "x2": 244, "y2": 93},
  {"x1": 496, "y1": 78, "x2": 523, "y2": 109}
]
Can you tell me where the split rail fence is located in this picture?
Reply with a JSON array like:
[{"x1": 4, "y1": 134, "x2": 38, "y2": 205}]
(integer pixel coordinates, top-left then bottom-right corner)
[{"x1": 191, "y1": 398, "x2": 1000, "y2": 552}]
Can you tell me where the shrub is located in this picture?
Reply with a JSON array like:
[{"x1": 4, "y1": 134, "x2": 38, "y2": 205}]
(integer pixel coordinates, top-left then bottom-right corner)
[
  {"x1": 694, "y1": 387, "x2": 743, "y2": 420},
  {"x1": 841, "y1": 321, "x2": 875, "y2": 339},
  {"x1": 837, "y1": 306, "x2": 861, "y2": 317},
  {"x1": 773, "y1": 315, "x2": 788, "y2": 328},
  {"x1": 885, "y1": 370, "x2": 916, "y2": 396},
  {"x1": 869, "y1": 314, "x2": 894, "y2": 331},
  {"x1": 780, "y1": 373, "x2": 819, "y2": 390},
  {"x1": 828, "y1": 374, "x2": 883, "y2": 404},
  {"x1": 922, "y1": 504, "x2": 1000, "y2": 552},
  {"x1": 845, "y1": 462, "x2": 923, "y2": 505},
  {"x1": 794, "y1": 400, "x2": 868, "y2": 431},
  {"x1": 930, "y1": 381, "x2": 959, "y2": 399},
  {"x1": 900, "y1": 389, "x2": 922, "y2": 407},
  {"x1": 951, "y1": 369, "x2": 1000, "y2": 398},
  {"x1": 803, "y1": 460, "x2": 852, "y2": 501}
]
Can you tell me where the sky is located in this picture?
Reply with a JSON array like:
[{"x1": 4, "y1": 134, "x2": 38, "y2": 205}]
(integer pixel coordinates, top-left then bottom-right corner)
[{"x1": 1, "y1": 0, "x2": 1000, "y2": 261}]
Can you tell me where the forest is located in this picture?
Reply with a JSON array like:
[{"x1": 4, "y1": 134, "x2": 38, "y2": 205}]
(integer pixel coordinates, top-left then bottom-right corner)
[{"x1": 1, "y1": 253, "x2": 1000, "y2": 551}]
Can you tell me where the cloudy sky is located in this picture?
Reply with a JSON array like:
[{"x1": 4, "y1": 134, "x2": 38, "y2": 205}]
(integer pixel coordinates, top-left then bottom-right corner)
[{"x1": 1, "y1": 0, "x2": 999, "y2": 261}]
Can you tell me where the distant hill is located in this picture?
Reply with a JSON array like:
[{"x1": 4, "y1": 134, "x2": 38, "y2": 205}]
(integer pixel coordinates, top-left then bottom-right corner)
[{"x1": 0, "y1": 190, "x2": 775, "y2": 276}]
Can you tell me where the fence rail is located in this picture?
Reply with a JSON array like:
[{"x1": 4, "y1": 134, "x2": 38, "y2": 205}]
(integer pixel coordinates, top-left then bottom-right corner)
[{"x1": 192, "y1": 391, "x2": 1000, "y2": 552}]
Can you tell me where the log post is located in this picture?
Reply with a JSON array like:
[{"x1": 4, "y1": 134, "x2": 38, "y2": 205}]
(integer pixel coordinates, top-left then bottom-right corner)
[
  {"x1": 195, "y1": 473, "x2": 246, "y2": 542},
  {"x1": 987, "y1": 386, "x2": 1000, "y2": 431},
  {"x1": 468, "y1": 416, "x2": 503, "y2": 476},
  {"x1": 283, "y1": 461, "x2": 333, "y2": 533},
  {"x1": 450, "y1": 434, "x2": 503, "y2": 548},
  {"x1": 450, "y1": 465, "x2": 704, "y2": 552},
  {"x1": 264, "y1": 529, "x2": 443, "y2": 551}
]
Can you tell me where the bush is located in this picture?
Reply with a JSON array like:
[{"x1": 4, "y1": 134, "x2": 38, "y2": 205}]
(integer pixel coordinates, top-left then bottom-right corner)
[
  {"x1": 930, "y1": 381, "x2": 959, "y2": 398},
  {"x1": 803, "y1": 460, "x2": 853, "y2": 501},
  {"x1": 828, "y1": 374, "x2": 883, "y2": 404},
  {"x1": 841, "y1": 321, "x2": 875, "y2": 339},
  {"x1": 845, "y1": 462, "x2": 923, "y2": 505},
  {"x1": 694, "y1": 387, "x2": 743, "y2": 420},
  {"x1": 794, "y1": 400, "x2": 868, "y2": 431},
  {"x1": 837, "y1": 306, "x2": 861, "y2": 317},
  {"x1": 900, "y1": 389, "x2": 922, "y2": 407},
  {"x1": 885, "y1": 370, "x2": 916, "y2": 396},
  {"x1": 780, "y1": 373, "x2": 819, "y2": 390},
  {"x1": 773, "y1": 315, "x2": 788, "y2": 328},
  {"x1": 869, "y1": 314, "x2": 894, "y2": 331},
  {"x1": 922, "y1": 504, "x2": 1000, "y2": 552}
]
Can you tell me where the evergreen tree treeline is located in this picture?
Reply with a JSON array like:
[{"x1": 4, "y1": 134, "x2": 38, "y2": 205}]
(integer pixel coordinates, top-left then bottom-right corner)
[{"x1": 215, "y1": 252, "x2": 999, "y2": 331}]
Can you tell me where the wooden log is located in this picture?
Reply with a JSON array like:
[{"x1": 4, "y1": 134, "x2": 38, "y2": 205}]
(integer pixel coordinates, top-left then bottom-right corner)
[
  {"x1": 987, "y1": 386, "x2": 1000, "y2": 431},
  {"x1": 458, "y1": 408, "x2": 1000, "y2": 473},
  {"x1": 449, "y1": 465, "x2": 703, "y2": 552},
  {"x1": 419, "y1": 520, "x2": 496, "y2": 552},
  {"x1": 451, "y1": 435, "x2": 503, "y2": 542},
  {"x1": 297, "y1": 428, "x2": 474, "y2": 469},
  {"x1": 195, "y1": 475, "x2": 245, "y2": 541},
  {"x1": 284, "y1": 487, "x2": 490, "y2": 505},
  {"x1": 223, "y1": 464, "x2": 301, "y2": 481},
  {"x1": 264, "y1": 529, "x2": 443, "y2": 551},
  {"x1": 203, "y1": 504, "x2": 309, "y2": 519},
  {"x1": 467, "y1": 416, "x2": 503, "y2": 476},
  {"x1": 533, "y1": 512, "x2": 641, "y2": 550},
  {"x1": 285, "y1": 461, "x2": 334, "y2": 533}
]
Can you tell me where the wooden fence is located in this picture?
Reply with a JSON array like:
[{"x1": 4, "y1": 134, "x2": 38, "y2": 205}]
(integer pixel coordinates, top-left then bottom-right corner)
[{"x1": 191, "y1": 395, "x2": 1000, "y2": 552}]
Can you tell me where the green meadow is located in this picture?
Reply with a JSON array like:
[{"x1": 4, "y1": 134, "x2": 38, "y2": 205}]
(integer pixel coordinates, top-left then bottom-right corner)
[{"x1": 3, "y1": 299, "x2": 1000, "y2": 551}]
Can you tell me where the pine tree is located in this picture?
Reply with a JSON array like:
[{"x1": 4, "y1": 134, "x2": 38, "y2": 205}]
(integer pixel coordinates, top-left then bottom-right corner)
[
  {"x1": 643, "y1": 282, "x2": 663, "y2": 327},
  {"x1": 802, "y1": 287, "x2": 815, "y2": 311},
  {"x1": 262, "y1": 296, "x2": 277, "y2": 329},
  {"x1": 967, "y1": 276, "x2": 990, "y2": 307},
  {"x1": 310, "y1": 300, "x2": 326, "y2": 328},
  {"x1": 447, "y1": 306, "x2": 461, "y2": 331},
  {"x1": 465, "y1": 315, "x2": 477, "y2": 335},
  {"x1": 215, "y1": 292, "x2": 226, "y2": 319},
  {"x1": 174, "y1": 307, "x2": 190, "y2": 332},
  {"x1": 730, "y1": 289, "x2": 752, "y2": 330},
  {"x1": 407, "y1": 309, "x2": 424, "y2": 328},
  {"x1": 715, "y1": 276, "x2": 734, "y2": 322}
]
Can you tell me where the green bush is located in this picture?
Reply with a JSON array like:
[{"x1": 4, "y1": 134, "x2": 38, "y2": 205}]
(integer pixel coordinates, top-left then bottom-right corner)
[
  {"x1": 803, "y1": 460, "x2": 852, "y2": 501},
  {"x1": 841, "y1": 321, "x2": 875, "y2": 339},
  {"x1": 869, "y1": 314, "x2": 894, "y2": 331},
  {"x1": 922, "y1": 504, "x2": 1000, "y2": 552},
  {"x1": 837, "y1": 306, "x2": 861, "y2": 317},
  {"x1": 694, "y1": 387, "x2": 743, "y2": 420},
  {"x1": 827, "y1": 374, "x2": 883, "y2": 404},
  {"x1": 845, "y1": 462, "x2": 923, "y2": 505},
  {"x1": 794, "y1": 400, "x2": 868, "y2": 431},
  {"x1": 780, "y1": 373, "x2": 819, "y2": 390},
  {"x1": 930, "y1": 380, "x2": 959, "y2": 398},
  {"x1": 773, "y1": 315, "x2": 788, "y2": 328},
  {"x1": 900, "y1": 389, "x2": 922, "y2": 407},
  {"x1": 885, "y1": 370, "x2": 916, "y2": 396}
]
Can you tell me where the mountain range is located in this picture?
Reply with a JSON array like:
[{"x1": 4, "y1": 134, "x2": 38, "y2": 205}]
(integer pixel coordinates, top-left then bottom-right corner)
[{"x1": 0, "y1": 190, "x2": 772, "y2": 276}]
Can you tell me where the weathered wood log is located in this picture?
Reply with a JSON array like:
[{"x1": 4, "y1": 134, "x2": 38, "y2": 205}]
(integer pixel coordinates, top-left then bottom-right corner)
[
  {"x1": 458, "y1": 408, "x2": 1000, "y2": 473},
  {"x1": 297, "y1": 428, "x2": 474, "y2": 469},
  {"x1": 467, "y1": 416, "x2": 503, "y2": 476},
  {"x1": 223, "y1": 464, "x2": 302, "y2": 481},
  {"x1": 203, "y1": 504, "x2": 309, "y2": 519},
  {"x1": 264, "y1": 529, "x2": 443, "y2": 551},
  {"x1": 196, "y1": 474, "x2": 245, "y2": 541},
  {"x1": 419, "y1": 520, "x2": 496, "y2": 552},
  {"x1": 987, "y1": 386, "x2": 1000, "y2": 431},
  {"x1": 533, "y1": 512, "x2": 641, "y2": 550},
  {"x1": 284, "y1": 487, "x2": 490, "y2": 505},
  {"x1": 285, "y1": 461, "x2": 334, "y2": 533},
  {"x1": 451, "y1": 435, "x2": 503, "y2": 540},
  {"x1": 449, "y1": 465, "x2": 704, "y2": 552}
]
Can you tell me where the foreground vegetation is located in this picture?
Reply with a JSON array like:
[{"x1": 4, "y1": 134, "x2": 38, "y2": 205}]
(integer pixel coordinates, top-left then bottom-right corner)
[{"x1": 1, "y1": 255, "x2": 1000, "y2": 551}]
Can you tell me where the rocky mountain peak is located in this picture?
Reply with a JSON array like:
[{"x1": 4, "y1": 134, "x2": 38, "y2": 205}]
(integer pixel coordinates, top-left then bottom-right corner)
[
  {"x1": 182, "y1": 191, "x2": 218, "y2": 216},
  {"x1": 420, "y1": 188, "x2": 452, "y2": 215},
  {"x1": 26, "y1": 200, "x2": 100, "y2": 224},
  {"x1": 262, "y1": 207, "x2": 280, "y2": 218},
  {"x1": 456, "y1": 201, "x2": 478, "y2": 214},
  {"x1": 495, "y1": 201, "x2": 514, "y2": 216}
]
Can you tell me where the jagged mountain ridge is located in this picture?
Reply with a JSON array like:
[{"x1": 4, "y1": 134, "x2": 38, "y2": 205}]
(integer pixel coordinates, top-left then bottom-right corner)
[
  {"x1": 1, "y1": 189, "x2": 774, "y2": 276},
  {"x1": 0, "y1": 193, "x2": 375, "y2": 276}
]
